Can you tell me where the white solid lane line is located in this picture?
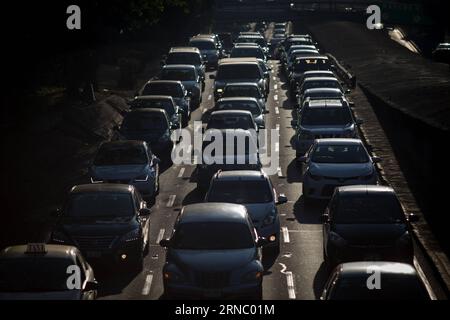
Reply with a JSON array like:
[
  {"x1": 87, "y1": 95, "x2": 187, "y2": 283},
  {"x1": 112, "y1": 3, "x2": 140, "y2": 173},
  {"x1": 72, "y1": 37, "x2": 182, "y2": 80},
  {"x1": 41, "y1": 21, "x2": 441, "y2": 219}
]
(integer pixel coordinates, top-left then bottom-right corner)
[
  {"x1": 275, "y1": 142, "x2": 280, "y2": 153},
  {"x1": 277, "y1": 167, "x2": 283, "y2": 178},
  {"x1": 276, "y1": 124, "x2": 280, "y2": 131},
  {"x1": 166, "y1": 195, "x2": 176, "y2": 208},
  {"x1": 156, "y1": 228, "x2": 166, "y2": 244},
  {"x1": 282, "y1": 227, "x2": 290, "y2": 243},
  {"x1": 274, "y1": 84, "x2": 278, "y2": 90},
  {"x1": 286, "y1": 272, "x2": 296, "y2": 299},
  {"x1": 142, "y1": 274, "x2": 154, "y2": 296},
  {"x1": 273, "y1": 76, "x2": 276, "y2": 81},
  {"x1": 178, "y1": 167, "x2": 185, "y2": 178},
  {"x1": 274, "y1": 95, "x2": 278, "y2": 101},
  {"x1": 208, "y1": 94, "x2": 212, "y2": 100}
]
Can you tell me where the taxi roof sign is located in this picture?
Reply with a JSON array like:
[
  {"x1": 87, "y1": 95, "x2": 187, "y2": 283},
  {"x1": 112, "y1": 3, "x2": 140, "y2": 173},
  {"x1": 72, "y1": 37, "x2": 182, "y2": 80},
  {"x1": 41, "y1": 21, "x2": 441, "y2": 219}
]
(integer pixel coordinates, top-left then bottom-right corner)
[{"x1": 25, "y1": 243, "x2": 48, "y2": 254}]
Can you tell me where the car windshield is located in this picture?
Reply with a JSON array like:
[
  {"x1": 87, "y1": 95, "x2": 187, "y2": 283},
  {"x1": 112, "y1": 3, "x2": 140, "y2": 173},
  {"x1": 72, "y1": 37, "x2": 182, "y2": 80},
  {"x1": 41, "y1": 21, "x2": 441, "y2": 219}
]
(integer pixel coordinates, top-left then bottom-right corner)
[
  {"x1": 161, "y1": 69, "x2": 195, "y2": 81},
  {"x1": 306, "y1": 91, "x2": 342, "y2": 99},
  {"x1": 231, "y1": 48, "x2": 265, "y2": 59},
  {"x1": 303, "y1": 80, "x2": 341, "y2": 91},
  {"x1": 0, "y1": 258, "x2": 77, "y2": 292},
  {"x1": 311, "y1": 144, "x2": 369, "y2": 164},
  {"x1": 223, "y1": 86, "x2": 261, "y2": 98},
  {"x1": 131, "y1": 100, "x2": 174, "y2": 116},
  {"x1": 207, "y1": 115, "x2": 254, "y2": 130},
  {"x1": 330, "y1": 275, "x2": 429, "y2": 300},
  {"x1": 142, "y1": 83, "x2": 183, "y2": 97},
  {"x1": 215, "y1": 101, "x2": 261, "y2": 116},
  {"x1": 94, "y1": 145, "x2": 147, "y2": 166},
  {"x1": 208, "y1": 180, "x2": 273, "y2": 203},
  {"x1": 301, "y1": 107, "x2": 353, "y2": 126},
  {"x1": 334, "y1": 194, "x2": 405, "y2": 224},
  {"x1": 66, "y1": 193, "x2": 134, "y2": 218},
  {"x1": 122, "y1": 113, "x2": 168, "y2": 132},
  {"x1": 171, "y1": 222, "x2": 254, "y2": 250},
  {"x1": 202, "y1": 134, "x2": 257, "y2": 156},
  {"x1": 166, "y1": 52, "x2": 201, "y2": 65},
  {"x1": 217, "y1": 64, "x2": 261, "y2": 80},
  {"x1": 189, "y1": 40, "x2": 216, "y2": 50}
]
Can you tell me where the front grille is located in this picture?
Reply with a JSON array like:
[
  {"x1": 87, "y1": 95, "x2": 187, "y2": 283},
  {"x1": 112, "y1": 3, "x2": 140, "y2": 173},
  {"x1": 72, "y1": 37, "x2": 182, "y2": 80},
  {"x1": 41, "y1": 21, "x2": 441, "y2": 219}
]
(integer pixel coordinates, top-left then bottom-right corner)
[
  {"x1": 74, "y1": 236, "x2": 117, "y2": 250},
  {"x1": 196, "y1": 272, "x2": 230, "y2": 288}
]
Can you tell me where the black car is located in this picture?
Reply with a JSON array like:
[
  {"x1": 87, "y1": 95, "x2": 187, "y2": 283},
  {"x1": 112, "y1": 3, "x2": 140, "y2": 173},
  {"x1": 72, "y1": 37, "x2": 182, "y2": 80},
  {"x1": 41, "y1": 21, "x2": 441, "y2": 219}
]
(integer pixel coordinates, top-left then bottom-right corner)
[
  {"x1": 119, "y1": 109, "x2": 174, "y2": 158},
  {"x1": 322, "y1": 185, "x2": 419, "y2": 269},
  {"x1": 160, "y1": 203, "x2": 265, "y2": 299},
  {"x1": 51, "y1": 184, "x2": 151, "y2": 271},
  {"x1": 129, "y1": 95, "x2": 183, "y2": 129},
  {"x1": 321, "y1": 262, "x2": 432, "y2": 300}
]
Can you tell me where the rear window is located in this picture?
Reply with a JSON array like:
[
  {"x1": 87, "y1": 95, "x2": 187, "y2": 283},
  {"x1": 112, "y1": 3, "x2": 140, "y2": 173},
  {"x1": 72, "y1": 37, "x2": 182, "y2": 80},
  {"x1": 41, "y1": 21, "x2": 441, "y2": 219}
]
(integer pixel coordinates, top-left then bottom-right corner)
[
  {"x1": 131, "y1": 100, "x2": 174, "y2": 116},
  {"x1": 304, "y1": 80, "x2": 341, "y2": 91},
  {"x1": 216, "y1": 101, "x2": 261, "y2": 115},
  {"x1": 161, "y1": 68, "x2": 195, "y2": 81},
  {"x1": 230, "y1": 48, "x2": 265, "y2": 60},
  {"x1": 166, "y1": 52, "x2": 201, "y2": 65},
  {"x1": 94, "y1": 145, "x2": 147, "y2": 166},
  {"x1": 208, "y1": 180, "x2": 273, "y2": 203},
  {"x1": 143, "y1": 83, "x2": 183, "y2": 97},
  {"x1": 334, "y1": 194, "x2": 405, "y2": 224},
  {"x1": 294, "y1": 59, "x2": 330, "y2": 72},
  {"x1": 172, "y1": 222, "x2": 254, "y2": 250},
  {"x1": 189, "y1": 40, "x2": 216, "y2": 50},
  {"x1": 223, "y1": 86, "x2": 261, "y2": 98},
  {"x1": 217, "y1": 64, "x2": 261, "y2": 80},
  {"x1": 311, "y1": 144, "x2": 369, "y2": 164},
  {"x1": 207, "y1": 114, "x2": 254, "y2": 130},
  {"x1": 122, "y1": 113, "x2": 168, "y2": 132},
  {"x1": 301, "y1": 107, "x2": 352, "y2": 126}
]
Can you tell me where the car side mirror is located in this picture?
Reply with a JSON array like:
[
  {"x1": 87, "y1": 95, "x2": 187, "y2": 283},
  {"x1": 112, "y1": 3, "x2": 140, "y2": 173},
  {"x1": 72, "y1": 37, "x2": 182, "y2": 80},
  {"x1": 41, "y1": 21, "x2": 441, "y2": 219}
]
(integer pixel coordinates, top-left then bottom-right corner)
[
  {"x1": 371, "y1": 156, "x2": 382, "y2": 163},
  {"x1": 345, "y1": 89, "x2": 351, "y2": 94},
  {"x1": 257, "y1": 237, "x2": 268, "y2": 247},
  {"x1": 152, "y1": 157, "x2": 161, "y2": 165},
  {"x1": 408, "y1": 213, "x2": 420, "y2": 222},
  {"x1": 159, "y1": 239, "x2": 171, "y2": 248},
  {"x1": 258, "y1": 124, "x2": 265, "y2": 129},
  {"x1": 298, "y1": 156, "x2": 307, "y2": 163},
  {"x1": 321, "y1": 213, "x2": 330, "y2": 223},
  {"x1": 277, "y1": 194, "x2": 288, "y2": 205},
  {"x1": 139, "y1": 208, "x2": 151, "y2": 216},
  {"x1": 209, "y1": 74, "x2": 216, "y2": 79},
  {"x1": 84, "y1": 281, "x2": 99, "y2": 292}
]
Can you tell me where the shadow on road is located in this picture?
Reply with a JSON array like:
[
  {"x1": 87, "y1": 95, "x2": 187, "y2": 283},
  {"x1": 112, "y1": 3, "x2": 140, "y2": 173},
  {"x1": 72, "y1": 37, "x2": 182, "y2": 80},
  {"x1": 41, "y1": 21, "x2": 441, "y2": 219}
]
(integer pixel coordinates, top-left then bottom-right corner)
[
  {"x1": 286, "y1": 159, "x2": 302, "y2": 183},
  {"x1": 291, "y1": 195, "x2": 326, "y2": 224}
]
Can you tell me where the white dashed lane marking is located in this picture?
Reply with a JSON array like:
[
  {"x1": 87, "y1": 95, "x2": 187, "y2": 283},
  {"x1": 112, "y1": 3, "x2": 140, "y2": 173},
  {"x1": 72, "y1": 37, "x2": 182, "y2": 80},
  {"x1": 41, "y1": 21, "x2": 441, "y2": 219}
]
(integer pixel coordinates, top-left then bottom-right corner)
[
  {"x1": 141, "y1": 274, "x2": 154, "y2": 296},
  {"x1": 166, "y1": 195, "x2": 176, "y2": 208},
  {"x1": 275, "y1": 107, "x2": 279, "y2": 114},
  {"x1": 156, "y1": 228, "x2": 166, "y2": 244},
  {"x1": 282, "y1": 227, "x2": 290, "y2": 243},
  {"x1": 178, "y1": 167, "x2": 185, "y2": 178}
]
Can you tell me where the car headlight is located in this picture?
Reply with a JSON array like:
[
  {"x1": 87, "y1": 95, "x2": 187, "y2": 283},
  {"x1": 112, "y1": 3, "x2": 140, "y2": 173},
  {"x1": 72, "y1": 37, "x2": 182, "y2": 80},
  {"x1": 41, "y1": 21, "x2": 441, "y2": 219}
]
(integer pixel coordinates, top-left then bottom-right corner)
[
  {"x1": 241, "y1": 270, "x2": 263, "y2": 283},
  {"x1": 262, "y1": 209, "x2": 277, "y2": 226},
  {"x1": 51, "y1": 231, "x2": 69, "y2": 243},
  {"x1": 329, "y1": 232, "x2": 347, "y2": 247},
  {"x1": 307, "y1": 171, "x2": 322, "y2": 181},
  {"x1": 121, "y1": 229, "x2": 141, "y2": 243}
]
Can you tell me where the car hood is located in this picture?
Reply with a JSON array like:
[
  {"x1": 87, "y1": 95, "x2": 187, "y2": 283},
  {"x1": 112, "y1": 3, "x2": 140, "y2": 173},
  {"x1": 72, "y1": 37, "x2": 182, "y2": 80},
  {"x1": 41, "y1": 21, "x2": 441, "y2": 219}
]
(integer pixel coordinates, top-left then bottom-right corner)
[
  {"x1": 169, "y1": 248, "x2": 256, "y2": 272},
  {"x1": 90, "y1": 164, "x2": 147, "y2": 180},
  {"x1": 0, "y1": 290, "x2": 82, "y2": 300},
  {"x1": 243, "y1": 203, "x2": 275, "y2": 224},
  {"x1": 58, "y1": 216, "x2": 137, "y2": 236},
  {"x1": 333, "y1": 224, "x2": 407, "y2": 245},
  {"x1": 309, "y1": 162, "x2": 372, "y2": 178}
]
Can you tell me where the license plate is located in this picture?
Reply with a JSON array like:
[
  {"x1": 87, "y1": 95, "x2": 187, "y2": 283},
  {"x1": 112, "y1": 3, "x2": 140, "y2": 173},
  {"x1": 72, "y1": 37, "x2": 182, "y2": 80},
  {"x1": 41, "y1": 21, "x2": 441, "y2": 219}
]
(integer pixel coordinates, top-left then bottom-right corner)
[
  {"x1": 203, "y1": 290, "x2": 221, "y2": 298},
  {"x1": 86, "y1": 251, "x2": 102, "y2": 258}
]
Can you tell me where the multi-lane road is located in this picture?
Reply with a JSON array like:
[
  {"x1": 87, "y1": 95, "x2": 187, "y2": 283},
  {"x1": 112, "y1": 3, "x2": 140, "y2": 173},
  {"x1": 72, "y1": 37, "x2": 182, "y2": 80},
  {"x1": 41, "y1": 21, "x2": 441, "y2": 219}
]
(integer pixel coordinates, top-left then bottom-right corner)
[{"x1": 86, "y1": 23, "x2": 446, "y2": 300}]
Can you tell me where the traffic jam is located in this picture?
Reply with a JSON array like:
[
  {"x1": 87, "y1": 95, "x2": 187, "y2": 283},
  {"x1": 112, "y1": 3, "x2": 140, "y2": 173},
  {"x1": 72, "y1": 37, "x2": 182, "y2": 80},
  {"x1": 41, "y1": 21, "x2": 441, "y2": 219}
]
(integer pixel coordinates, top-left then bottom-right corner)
[{"x1": 0, "y1": 21, "x2": 436, "y2": 301}]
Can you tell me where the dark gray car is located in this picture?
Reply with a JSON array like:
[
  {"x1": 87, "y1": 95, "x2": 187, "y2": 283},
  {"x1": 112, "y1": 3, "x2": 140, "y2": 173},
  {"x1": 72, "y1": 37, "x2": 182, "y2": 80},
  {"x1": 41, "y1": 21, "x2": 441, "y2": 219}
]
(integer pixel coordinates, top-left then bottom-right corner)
[{"x1": 160, "y1": 203, "x2": 265, "y2": 299}]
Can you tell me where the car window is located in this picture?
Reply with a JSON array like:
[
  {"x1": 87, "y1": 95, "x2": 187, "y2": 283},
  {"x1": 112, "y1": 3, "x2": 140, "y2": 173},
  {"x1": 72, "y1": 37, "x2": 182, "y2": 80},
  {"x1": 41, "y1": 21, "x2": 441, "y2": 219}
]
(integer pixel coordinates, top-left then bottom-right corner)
[
  {"x1": 311, "y1": 144, "x2": 369, "y2": 164},
  {"x1": 301, "y1": 107, "x2": 353, "y2": 126},
  {"x1": 231, "y1": 48, "x2": 265, "y2": 60},
  {"x1": 131, "y1": 100, "x2": 175, "y2": 116},
  {"x1": 189, "y1": 40, "x2": 216, "y2": 50},
  {"x1": 66, "y1": 193, "x2": 134, "y2": 218},
  {"x1": 223, "y1": 86, "x2": 261, "y2": 99},
  {"x1": 166, "y1": 52, "x2": 201, "y2": 65},
  {"x1": 216, "y1": 64, "x2": 262, "y2": 80},
  {"x1": 216, "y1": 101, "x2": 261, "y2": 115},
  {"x1": 208, "y1": 180, "x2": 273, "y2": 203},
  {"x1": 334, "y1": 194, "x2": 405, "y2": 224},
  {"x1": 122, "y1": 113, "x2": 168, "y2": 132},
  {"x1": 142, "y1": 83, "x2": 183, "y2": 97},
  {"x1": 171, "y1": 222, "x2": 254, "y2": 250},
  {"x1": 207, "y1": 115, "x2": 254, "y2": 130},
  {"x1": 161, "y1": 69, "x2": 196, "y2": 81}
]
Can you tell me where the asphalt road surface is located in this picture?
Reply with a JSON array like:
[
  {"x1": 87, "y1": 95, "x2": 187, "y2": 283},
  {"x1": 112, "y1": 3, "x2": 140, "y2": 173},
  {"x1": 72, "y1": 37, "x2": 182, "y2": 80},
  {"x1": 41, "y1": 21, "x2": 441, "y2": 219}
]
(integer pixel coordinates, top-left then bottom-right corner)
[{"x1": 90, "y1": 23, "x2": 447, "y2": 299}]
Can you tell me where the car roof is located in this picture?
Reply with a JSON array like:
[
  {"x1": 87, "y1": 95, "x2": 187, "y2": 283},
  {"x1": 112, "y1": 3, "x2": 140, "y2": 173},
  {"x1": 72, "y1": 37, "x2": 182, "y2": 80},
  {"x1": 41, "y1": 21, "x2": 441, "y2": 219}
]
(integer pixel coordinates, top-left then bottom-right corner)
[
  {"x1": 134, "y1": 95, "x2": 174, "y2": 102},
  {"x1": 211, "y1": 110, "x2": 253, "y2": 116},
  {"x1": 305, "y1": 88, "x2": 343, "y2": 94},
  {"x1": 304, "y1": 70, "x2": 334, "y2": 75},
  {"x1": 146, "y1": 80, "x2": 182, "y2": 86},
  {"x1": 306, "y1": 99, "x2": 346, "y2": 108},
  {"x1": 232, "y1": 45, "x2": 262, "y2": 50},
  {"x1": 213, "y1": 170, "x2": 267, "y2": 181},
  {"x1": 304, "y1": 77, "x2": 338, "y2": 82},
  {"x1": 218, "y1": 97, "x2": 259, "y2": 103},
  {"x1": 169, "y1": 47, "x2": 200, "y2": 53},
  {"x1": 179, "y1": 203, "x2": 249, "y2": 224},
  {"x1": 224, "y1": 82, "x2": 259, "y2": 88},
  {"x1": 190, "y1": 37, "x2": 215, "y2": 43},
  {"x1": 295, "y1": 55, "x2": 329, "y2": 60},
  {"x1": 234, "y1": 43, "x2": 259, "y2": 47},
  {"x1": 337, "y1": 262, "x2": 417, "y2": 277},
  {"x1": 336, "y1": 185, "x2": 395, "y2": 195},
  {"x1": 0, "y1": 244, "x2": 79, "y2": 261},
  {"x1": 70, "y1": 183, "x2": 134, "y2": 194},
  {"x1": 316, "y1": 138, "x2": 362, "y2": 146},
  {"x1": 162, "y1": 64, "x2": 196, "y2": 70},
  {"x1": 218, "y1": 59, "x2": 259, "y2": 66},
  {"x1": 127, "y1": 108, "x2": 167, "y2": 116}
]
